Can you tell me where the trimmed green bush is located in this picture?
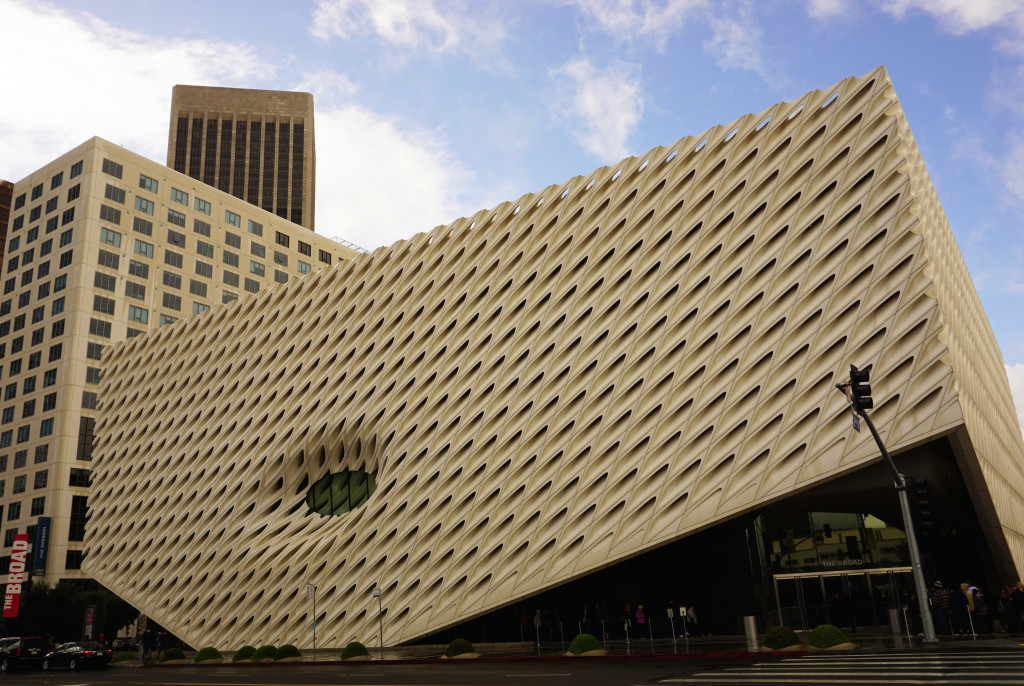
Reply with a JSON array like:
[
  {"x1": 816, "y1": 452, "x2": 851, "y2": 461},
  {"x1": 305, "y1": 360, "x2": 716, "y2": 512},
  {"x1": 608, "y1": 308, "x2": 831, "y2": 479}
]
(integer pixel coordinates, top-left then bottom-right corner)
[
  {"x1": 252, "y1": 645, "x2": 277, "y2": 661},
  {"x1": 232, "y1": 645, "x2": 256, "y2": 661},
  {"x1": 444, "y1": 638, "x2": 475, "y2": 658},
  {"x1": 111, "y1": 652, "x2": 139, "y2": 663},
  {"x1": 274, "y1": 644, "x2": 301, "y2": 660},
  {"x1": 341, "y1": 641, "x2": 370, "y2": 659},
  {"x1": 763, "y1": 625, "x2": 801, "y2": 650},
  {"x1": 808, "y1": 624, "x2": 849, "y2": 649},
  {"x1": 194, "y1": 647, "x2": 222, "y2": 663},
  {"x1": 159, "y1": 647, "x2": 186, "y2": 662},
  {"x1": 568, "y1": 633, "x2": 602, "y2": 655}
]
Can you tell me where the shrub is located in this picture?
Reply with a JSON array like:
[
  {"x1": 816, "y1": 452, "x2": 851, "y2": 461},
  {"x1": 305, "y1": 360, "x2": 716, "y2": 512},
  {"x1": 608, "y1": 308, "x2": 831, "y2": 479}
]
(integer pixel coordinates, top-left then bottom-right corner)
[
  {"x1": 568, "y1": 633, "x2": 602, "y2": 655},
  {"x1": 232, "y1": 645, "x2": 256, "y2": 661},
  {"x1": 763, "y1": 625, "x2": 801, "y2": 650},
  {"x1": 159, "y1": 647, "x2": 185, "y2": 662},
  {"x1": 194, "y1": 647, "x2": 222, "y2": 663},
  {"x1": 341, "y1": 641, "x2": 370, "y2": 659},
  {"x1": 274, "y1": 644, "x2": 301, "y2": 660},
  {"x1": 444, "y1": 638, "x2": 475, "y2": 658},
  {"x1": 808, "y1": 624, "x2": 849, "y2": 649},
  {"x1": 111, "y1": 652, "x2": 139, "y2": 663},
  {"x1": 252, "y1": 645, "x2": 277, "y2": 661}
]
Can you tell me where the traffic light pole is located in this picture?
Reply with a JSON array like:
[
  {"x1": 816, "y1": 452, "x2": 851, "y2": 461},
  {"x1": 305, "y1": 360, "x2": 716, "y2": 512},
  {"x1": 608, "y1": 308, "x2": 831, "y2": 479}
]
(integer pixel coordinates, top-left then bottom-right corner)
[{"x1": 857, "y1": 410, "x2": 936, "y2": 642}]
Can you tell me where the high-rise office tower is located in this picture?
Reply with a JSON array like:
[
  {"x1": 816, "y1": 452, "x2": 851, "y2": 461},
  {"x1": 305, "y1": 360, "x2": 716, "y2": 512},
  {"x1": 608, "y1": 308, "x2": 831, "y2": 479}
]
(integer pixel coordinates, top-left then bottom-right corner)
[
  {"x1": 167, "y1": 86, "x2": 316, "y2": 231},
  {"x1": 0, "y1": 137, "x2": 355, "y2": 586}
]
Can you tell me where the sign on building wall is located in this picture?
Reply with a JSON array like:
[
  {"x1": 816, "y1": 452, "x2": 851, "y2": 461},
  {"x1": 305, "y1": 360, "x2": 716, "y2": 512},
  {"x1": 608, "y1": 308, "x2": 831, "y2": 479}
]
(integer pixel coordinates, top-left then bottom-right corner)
[
  {"x1": 32, "y1": 517, "x2": 50, "y2": 578},
  {"x1": 3, "y1": 534, "x2": 30, "y2": 618}
]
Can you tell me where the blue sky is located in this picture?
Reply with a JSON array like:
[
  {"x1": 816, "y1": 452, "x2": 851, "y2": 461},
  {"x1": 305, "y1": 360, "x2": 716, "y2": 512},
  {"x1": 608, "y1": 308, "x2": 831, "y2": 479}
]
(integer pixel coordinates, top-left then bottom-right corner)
[{"x1": 2, "y1": 0, "x2": 1024, "y2": 433}]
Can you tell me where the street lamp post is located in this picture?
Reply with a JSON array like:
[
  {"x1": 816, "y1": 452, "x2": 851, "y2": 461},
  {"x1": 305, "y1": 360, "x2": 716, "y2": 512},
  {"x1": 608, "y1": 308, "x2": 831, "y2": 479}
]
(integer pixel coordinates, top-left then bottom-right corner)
[
  {"x1": 306, "y1": 581, "x2": 317, "y2": 662},
  {"x1": 837, "y1": 365, "x2": 936, "y2": 643},
  {"x1": 372, "y1": 583, "x2": 384, "y2": 660}
]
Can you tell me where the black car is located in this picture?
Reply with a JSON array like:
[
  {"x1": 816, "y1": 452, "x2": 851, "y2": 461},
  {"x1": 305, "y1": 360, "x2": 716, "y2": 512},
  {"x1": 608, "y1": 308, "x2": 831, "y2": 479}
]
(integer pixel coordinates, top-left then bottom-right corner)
[
  {"x1": 42, "y1": 641, "x2": 113, "y2": 671},
  {"x1": 0, "y1": 636, "x2": 49, "y2": 671}
]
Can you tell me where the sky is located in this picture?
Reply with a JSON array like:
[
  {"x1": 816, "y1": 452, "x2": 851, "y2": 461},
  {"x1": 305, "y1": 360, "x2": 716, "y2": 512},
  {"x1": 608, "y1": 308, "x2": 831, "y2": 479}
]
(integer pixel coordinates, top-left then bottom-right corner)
[{"x1": 2, "y1": 0, "x2": 1024, "y2": 436}]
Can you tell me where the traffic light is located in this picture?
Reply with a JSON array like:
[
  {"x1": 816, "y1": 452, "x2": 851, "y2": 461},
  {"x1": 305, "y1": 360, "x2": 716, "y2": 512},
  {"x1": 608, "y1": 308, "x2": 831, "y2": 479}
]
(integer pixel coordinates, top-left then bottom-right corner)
[{"x1": 849, "y1": 364, "x2": 873, "y2": 413}]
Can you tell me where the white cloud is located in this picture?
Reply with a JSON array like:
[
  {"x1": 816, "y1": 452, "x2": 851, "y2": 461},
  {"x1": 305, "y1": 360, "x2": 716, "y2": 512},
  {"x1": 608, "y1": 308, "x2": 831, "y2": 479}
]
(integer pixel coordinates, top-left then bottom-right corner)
[
  {"x1": 703, "y1": 5, "x2": 772, "y2": 81},
  {"x1": 877, "y1": 0, "x2": 1024, "y2": 33},
  {"x1": 1004, "y1": 135, "x2": 1024, "y2": 203},
  {"x1": 1005, "y1": 363, "x2": 1024, "y2": 441},
  {"x1": 566, "y1": 0, "x2": 706, "y2": 50},
  {"x1": 0, "y1": 0, "x2": 271, "y2": 182},
  {"x1": 806, "y1": 0, "x2": 847, "y2": 18},
  {"x1": 314, "y1": 106, "x2": 475, "y2": 250},
  {"x1": 549, "y1": 58, "x2": 644, "y2": 162},
  {"x1": 310, "y1": 0, "x2": 507, "y2": 57}
]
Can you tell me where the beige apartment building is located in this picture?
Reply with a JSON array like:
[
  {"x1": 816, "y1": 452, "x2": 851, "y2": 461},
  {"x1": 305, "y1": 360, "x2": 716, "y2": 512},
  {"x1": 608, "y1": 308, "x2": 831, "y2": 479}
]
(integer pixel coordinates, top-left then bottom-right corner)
[
  {"x1": 168, "y1": 86, "x2": 316, "y2": 231},
  {"x1": 0, "y1": 137, "x2": 357, "y2": 586}
]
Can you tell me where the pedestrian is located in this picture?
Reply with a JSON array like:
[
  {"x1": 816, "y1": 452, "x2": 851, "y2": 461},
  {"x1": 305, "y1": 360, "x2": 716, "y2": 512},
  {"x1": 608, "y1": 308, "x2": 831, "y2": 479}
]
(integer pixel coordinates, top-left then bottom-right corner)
[
  {"x1": 929, "y1": 581, "x2": 951, "y2": 635},
  {"x1": 969, "y1": 584, "x2": 989, "y2": 633},
  {"x1": 635, "y1": 604, "x2": 647, "y2": 637},
  {"x1": 142, "y1": 628, "x2": 156, "y2": 664},
  {"x1": 1012, "y1": 582, "x2": 1024, "y2": 630}
]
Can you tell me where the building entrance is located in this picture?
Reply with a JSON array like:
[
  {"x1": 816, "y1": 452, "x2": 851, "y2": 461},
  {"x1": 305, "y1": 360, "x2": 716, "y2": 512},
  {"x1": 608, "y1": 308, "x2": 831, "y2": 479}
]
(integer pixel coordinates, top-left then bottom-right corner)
[{"x1": 773, "y1": 567, "x2": 913, "y2": 631}]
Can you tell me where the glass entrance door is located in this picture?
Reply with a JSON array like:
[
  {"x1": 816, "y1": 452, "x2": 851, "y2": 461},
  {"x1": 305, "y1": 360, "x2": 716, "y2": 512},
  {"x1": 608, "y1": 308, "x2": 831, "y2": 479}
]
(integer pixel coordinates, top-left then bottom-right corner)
[
  {"x1": 776, "y1": 576, "x2": 826, "y2": 631},
  {"x1": 774, "y1": 568, "x2": 912, "y2": 630}
]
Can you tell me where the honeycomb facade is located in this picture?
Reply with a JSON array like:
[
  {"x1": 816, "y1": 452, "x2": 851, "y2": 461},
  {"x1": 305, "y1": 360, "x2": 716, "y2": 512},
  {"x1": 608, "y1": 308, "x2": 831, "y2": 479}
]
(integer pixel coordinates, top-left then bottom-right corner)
[{"x1": 85, "y1": 67, "x2": 1024, "y2": 649}]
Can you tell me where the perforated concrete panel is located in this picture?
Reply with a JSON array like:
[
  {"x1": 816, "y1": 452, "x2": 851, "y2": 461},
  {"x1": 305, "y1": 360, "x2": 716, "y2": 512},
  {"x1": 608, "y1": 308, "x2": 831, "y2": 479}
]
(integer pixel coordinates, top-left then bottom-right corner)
[{"x1": 84, "y1": 67, "x2": 1024, "y2": 649}]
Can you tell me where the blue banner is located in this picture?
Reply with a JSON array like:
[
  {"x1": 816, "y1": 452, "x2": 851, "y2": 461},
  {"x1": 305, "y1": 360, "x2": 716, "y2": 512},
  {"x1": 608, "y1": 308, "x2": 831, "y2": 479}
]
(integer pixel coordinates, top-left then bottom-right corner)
[{"x1": 31, "y1": 517, "x2": 50, "y2": 572}]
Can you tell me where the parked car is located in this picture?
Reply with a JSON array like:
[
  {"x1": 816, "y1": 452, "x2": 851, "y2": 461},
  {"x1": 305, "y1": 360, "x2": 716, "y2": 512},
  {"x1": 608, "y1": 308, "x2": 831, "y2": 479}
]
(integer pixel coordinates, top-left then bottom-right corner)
[
  {"x1": 42, "y1": 641, "x2": 113, "y2": 671},
  {"x1": 0, "y1": 636, "x2": 49, "y2": 671}
]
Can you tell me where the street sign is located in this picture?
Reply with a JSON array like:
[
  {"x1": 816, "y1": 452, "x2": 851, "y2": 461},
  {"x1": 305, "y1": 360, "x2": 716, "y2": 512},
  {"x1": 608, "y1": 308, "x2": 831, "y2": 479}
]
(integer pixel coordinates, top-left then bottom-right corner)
[
  {"x1": 852, "y1": 412, "x2": 861, "y2": 433},
  {"x1": 306, "y1": 583, "x2": 316, "y2": 600}
]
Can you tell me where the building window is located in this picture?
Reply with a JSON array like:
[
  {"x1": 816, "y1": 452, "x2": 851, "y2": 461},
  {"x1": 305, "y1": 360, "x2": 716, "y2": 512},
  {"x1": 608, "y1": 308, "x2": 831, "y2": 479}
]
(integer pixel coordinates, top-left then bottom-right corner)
[
  {"x1": 171, "y1": 188, "x2": 189, "y2": 205},
  {"x1": 33, "y1": 473, "x2": 48, "y2": 492},
  {"x1": 274, "y1": 270, "x2": 288, "y2": 284},
  {"x1": 59, "y1": 250, "x2": 73, "y2": 268},
  {"x1": 67, "y1": 184, "x2": 80, "y2": 202},
  {"x1": 2, "y1": 407, "x2": 13, "y2": 423},
  {"x1": 94, "y1": 272, "x2": 116, "y2": 292},
  {"x1": 31, "y1": 183, "x2": 43, "y2": 200},
  {"x1": 43, "y1": 369, "x2": 58, "y2": 386},
  {"x1": 194, "y1": 197, "x2": 211, "y2": 215},
  {"x1": 13, "y1": 475, "x2": 26, "y2": 493},
  {"x1": 85, "y1": 367, "x2": 102, "y2": 384},
  {"x1": 222, "y1": 291, "x2": 237, "y2": 304},
  {"x1": 139, "y1": 174, "x2": 159, "y2": 193},
  {"x1": 20, "y1": 270, "x2": 33, "y2": 287},
  {"x1": 37, "y1": 260, "x2": 50, "y2": 277},
  {"x1": 70, "y1": 160, "x2": 83, "y2": 178},
  {"x1": 76, "y1": 418, "x2": 94, "y2": 462},
  {"x1": 30, "y1": 206, "x2": 40, "y2": 222},
  {"x1": 104, "y1": 183, "x2": 125, "y2": 204},
  {"x1": 133, "y1": 216, "x2": 153, "y2": 235},
  {"x1": 18, "y1": 292, "x2": 30, "y2": 308},
  {"x1": 97, "y1": 249, "x2": 119, "y2": 270},
  {"x1": 66, "y1": 550, "x2": 85, "y2": 570},
  {"x1": 0, "y1": 431, "x2": 11, "y2": 448},
  {"x1": 296, "y1": 260, "x2": 312, "y2": 275},
  {"x1": 189, "y1": 280, "x2": 207, "y2": 298},
  {"x1": 163, "y1": 271, "x2": 181, "y2": 289},
  {"x1": 93, "y1": 295, "x2": 116, "y2": 314},
  {"x1": 251, "y1": 242, "x2": 266, "y2": 258},
  {"x1": 82, "y1": 391, "x2": 98, "y2": 410},
  {"x1": 30, "y1": 496, "x2": 44, "y2": 516},
  {"x1": 14, "y1": 193, "x2": 25, "y2": 209},
  {"x1": 250, "y1": 260, "x2": 265, "y2": 277},
  {"x1": 69, "y1": 468, "x2": 91, "y2": 487},
  {"x1": 244, "y1": 278, "x2": 260, "y2": 294},
  {"x1": 164, "y1": 250, "x2": 182, "y2": 268},
  {"x1": 68, "y1": 494, "x2": 88, "y2": 541},
  {"x1": 193, "y1": 302, "x2": 210, "y2": 315},
  {"x1": 275, "y1": 231, "x2": 290, "y2": 248},
  {"x1": 17, "y1": 426, "x2": 30, "y2": 443},
  {"x1": 99, "y1": 227, "x2": 121, "y2": 247},
  {"x1": 159, "y1": 314, "x2": 177, "y2": 327},
  {"x1": 42, "y1": 393, "x2": 56, "y2": 412},
  {"x1": 298, "y1": 240, "x2": 312, "y2": 256},
  {"x1": 3, "y1": 529, "x2": 16, "y2": 546},
  {"x1": 99, "y1": 204, "x2": 121, "y2": 224},
  {"x1": 101, "y1": 158, "x2": 123, "y2": 178},
  {"x1": 195, "y1": 260, "x2": 213, "y2": 279},
  {"x1": 51, "y1": 295, "x2": 65, "y2": 313},
  {"x1": 162, "y1": 293, "x2": 181, "y2": 311},
  {"x1": 225, "y1": 232, "x2": 241, "y2": 248},
  {"x1": 22, "y1": 400, "x2": 35, "y2": 418},
  {"x1": 124, "y1": 281, "x2": 146, "y2": 300},
  {"x1": 223, "y1": 251, "x2": 239, "y2": 268},
  {"x1": 61, "y1": 207, "x2": 75, "y2": 225},
  {"x1": 128, "y1": 260, "x2": 149, "y2": 279},
  {"x1": 196, "y1": 241, "x2": 214, "y2": 258},
  {"x1": 167, "y1": 209, "x2": 186, "y2": 228},
  {"x1": 319, "y1": 249, "x2": 333, "y2": 265},
  {"x1": 134, "y1": 239, "x2": 154, "y2": 259},
  {"x1": 274, "y1": 251, "x2": 288, "y2": 267},
  {"x1": 39, "y1": 418, "x2": 54, "y2": 437},
  {"x1": 225, "y1": 210, "x2": 241, "y2": 227},
  {"x1": 223, "y1": 271, "x2": 239, "y2": 287},
  {"x1": 127, "y1": 305, "x2": 148, "y2": 324},
  {"x1": 247, "y1": 219, "x2": 262, "y2": 236},
  {"x1": 28, "y1": 352, "x2": 41, "y2": 370},
  {"x1": 86, "y1": 343, "x2": 103, "y2": 361},
  {"x1": 50, "y1": 319, "x2": 63, "y2": 337},
  {"x1": 34, "y1": 445, "x2": 47, "y2": 463},
  {"x1": 45, "y1": 196, "x2": 58, "y2": 214},
  {"x1": 134, "y1": 197, "x2": 155, "y2": 215},
  {"x1": 3, "y1": 278, "x2": 13, "y2": 294},
  {"x1": 7, "y1": 503, "x2": 20, "y2": 521},
  {"x1": 167, "y1": 229, "x2": 186, "y2": 247},
  {"x1": 88, "y1": 318, "x2": 111, "y2": 338},
  {"x1": 47, "y1": 344, "x2": 61, "y2": 362},
  {"x1": 194, "y1": 218, "x2": 211, "y2": 236}
]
